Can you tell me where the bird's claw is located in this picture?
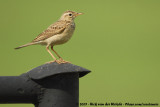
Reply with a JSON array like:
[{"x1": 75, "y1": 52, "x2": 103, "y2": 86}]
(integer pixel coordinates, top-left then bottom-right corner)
[
  {"x1": 46, "y1": 60, "x2": 60, "y2": 64},
  {"x1": 58, "y1": 58, "x2": 71, "y2": 64},
  {"x1": 46, "y1": 58, "x2": 70, "y2": 64}
]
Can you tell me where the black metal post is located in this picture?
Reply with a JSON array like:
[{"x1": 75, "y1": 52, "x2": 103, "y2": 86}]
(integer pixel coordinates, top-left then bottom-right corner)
[
  {"x1": 0, "y1": 62, "x2": 91, "y2": 107},
  {"x1": 0, "y1": 76, "x2": 38, "y2": 103}
]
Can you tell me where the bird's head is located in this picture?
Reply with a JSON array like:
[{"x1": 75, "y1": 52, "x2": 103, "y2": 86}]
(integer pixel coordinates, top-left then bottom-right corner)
[{"x1": 59, "y1": 10, "x2": 83, "y2": 21}]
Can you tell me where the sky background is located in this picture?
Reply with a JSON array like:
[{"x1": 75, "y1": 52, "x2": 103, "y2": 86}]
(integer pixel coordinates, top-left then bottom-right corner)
[{"x1": 0, "y1": 0, "x2": 160, "y2": 107}]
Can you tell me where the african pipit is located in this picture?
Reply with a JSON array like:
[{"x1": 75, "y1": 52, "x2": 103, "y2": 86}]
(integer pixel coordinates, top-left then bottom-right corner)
[{"x1": 15, "y1": 10, "x2": 83, "y2": 64}]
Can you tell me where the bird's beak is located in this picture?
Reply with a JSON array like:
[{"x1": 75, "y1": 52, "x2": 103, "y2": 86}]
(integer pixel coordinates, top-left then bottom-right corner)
[{"x1": 75, "y1": 12, "x2": 83, "y2": 16}]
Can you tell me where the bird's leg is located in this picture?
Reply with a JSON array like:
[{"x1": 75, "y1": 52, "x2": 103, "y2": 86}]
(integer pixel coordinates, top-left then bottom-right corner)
[
  {"x1": 46, "y1": 45, "x2": 61, "y2": 64},
  {"x1": 51, "y1": 46, "x2": 70, "y2": 63},
  {"x1": 51, "y1": 46, "x2": 61, "y2": 59}
]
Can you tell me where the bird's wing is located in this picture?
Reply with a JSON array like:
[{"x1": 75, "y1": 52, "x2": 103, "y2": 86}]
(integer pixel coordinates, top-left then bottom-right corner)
[{"x1": 32, "y1": 21, "x2": 66, "y2": 42}]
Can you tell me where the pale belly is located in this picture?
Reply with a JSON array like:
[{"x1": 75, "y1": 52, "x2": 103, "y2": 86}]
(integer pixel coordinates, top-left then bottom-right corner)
[{"x1": 43, "y1": 28, "x2": 75, "y2": 46}]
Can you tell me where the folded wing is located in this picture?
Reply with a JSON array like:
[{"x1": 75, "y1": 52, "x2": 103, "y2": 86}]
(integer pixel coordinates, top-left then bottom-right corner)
[{"x1": 32, "y1": 21, "x2": 66, "y2": 42}]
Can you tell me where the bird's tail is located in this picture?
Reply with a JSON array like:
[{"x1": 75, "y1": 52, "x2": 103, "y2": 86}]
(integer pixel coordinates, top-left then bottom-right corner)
[{"x1": 14, "y1": 42, "x2": 37, "y2": 49}]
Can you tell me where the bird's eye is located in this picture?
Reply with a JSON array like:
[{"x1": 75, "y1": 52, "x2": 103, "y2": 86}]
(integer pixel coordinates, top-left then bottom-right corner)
[{"x1": 69, "y1": 13, "x2": 72, "y2": 16}]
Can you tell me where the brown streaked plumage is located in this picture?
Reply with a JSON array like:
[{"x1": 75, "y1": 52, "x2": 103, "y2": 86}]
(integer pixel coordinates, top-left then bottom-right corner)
[
  {"x1": 32, "y1": 21, "x2": 67, "y2": 42},
  {"x1": 15, "y1": 10, "x2": 83, "y2": 64}
]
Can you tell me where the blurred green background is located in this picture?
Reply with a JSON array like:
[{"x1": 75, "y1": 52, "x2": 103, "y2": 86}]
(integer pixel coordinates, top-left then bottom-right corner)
[{"x1": 0, "y1": 0, "x2": 160, "y2": 107}]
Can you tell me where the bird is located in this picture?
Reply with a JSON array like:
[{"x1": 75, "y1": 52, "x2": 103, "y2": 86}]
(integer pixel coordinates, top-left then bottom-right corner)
[{"x1": 15, "y1": 10, "x2": 83, "y2": 64}]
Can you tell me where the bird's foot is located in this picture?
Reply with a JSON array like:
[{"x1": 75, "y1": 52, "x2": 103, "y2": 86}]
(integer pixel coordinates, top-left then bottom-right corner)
[
  {"x1": 46, "y1": 58, "x2": 70, "y2": 64},
  {"x1": 46, "y1": 60, "x2": 61, "y2": 64},
  {"x1": 58, "y1": 58, "x2": 71, "y2": 64}
]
